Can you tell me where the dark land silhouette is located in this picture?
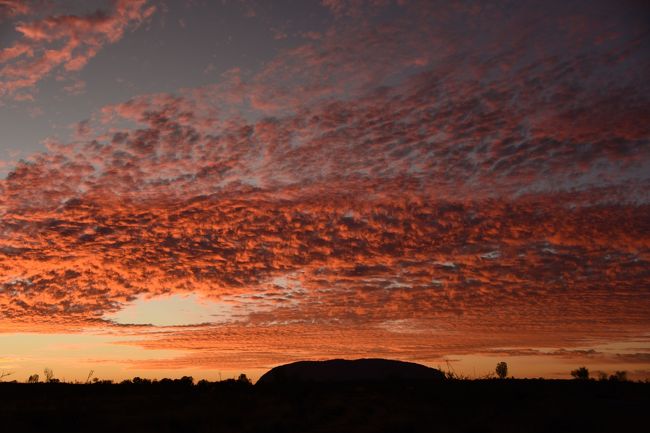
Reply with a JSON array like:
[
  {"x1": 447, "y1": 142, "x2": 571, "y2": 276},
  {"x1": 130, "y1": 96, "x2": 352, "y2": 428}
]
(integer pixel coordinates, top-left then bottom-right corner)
[
  {"x1": 257, "y1": 358, "x2": 446, "y2": 385},
  {"x1": 1, "y1": 359, "x2": 648, "y2": 433}
]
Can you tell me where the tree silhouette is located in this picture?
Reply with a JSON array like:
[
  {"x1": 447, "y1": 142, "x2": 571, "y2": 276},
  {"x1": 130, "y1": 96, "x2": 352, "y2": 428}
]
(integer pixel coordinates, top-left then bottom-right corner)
[
  {"x1": 495, "y1": 362, "x2": 508, "y2": 379},
  {"x1": 609, "y1": 371, "x2": 628, "y2": 382},
  {"x1": 571, "y1": 367, "x2": 589, "y2": 380},
  {"x1": 237, "y1": 374, "x2": 252, "y2": 385},
  {"x1": 178, "y1": 376, "x2": 194, "y2": 387},
  {"x1": 132, "y1": 377, "x2": 152, "y2": 385},
  {"x1": 44, "y1": 368, "x2": 55, "y2": 383},
  {"x1": 27, "y1": 374, "x2": 39, "y2": 383}
]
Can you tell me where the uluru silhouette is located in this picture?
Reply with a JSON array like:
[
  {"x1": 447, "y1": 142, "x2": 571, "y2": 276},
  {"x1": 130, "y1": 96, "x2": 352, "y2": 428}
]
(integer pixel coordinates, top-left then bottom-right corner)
[{"x1": 256, "y1": 358, "x2": 445, "y2": 385}]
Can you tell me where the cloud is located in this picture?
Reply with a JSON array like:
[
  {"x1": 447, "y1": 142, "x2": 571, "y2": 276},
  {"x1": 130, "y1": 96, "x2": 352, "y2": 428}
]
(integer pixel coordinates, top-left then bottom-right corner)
[
  {"x1": 0, "y1": 0, "x2": 649, "y2": 372},
  {"x1": 63, "y1": 79, "x2": 86, "y2": 96},
  {"x1": 0, "y1": 0, "x2": 30, "y2": 21},
  {"x1": 0, "y1": 0, "x2": 156, "y2": 99},
  {"x1": 320, "y1": 0, "x2": 405, "y2": 18}
]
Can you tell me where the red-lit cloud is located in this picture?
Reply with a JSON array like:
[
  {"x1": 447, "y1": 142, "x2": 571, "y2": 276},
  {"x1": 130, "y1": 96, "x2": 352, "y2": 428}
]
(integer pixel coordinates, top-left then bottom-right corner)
[
  {"x1": 1, "y1": 0, "x2": 649, "y2": 375},
  {"x1": 0, "y1": 0, "x2": 155, "y2": 99},
  {"x1": 0, "y1": 0, "x2": 30, "y2": 20}
]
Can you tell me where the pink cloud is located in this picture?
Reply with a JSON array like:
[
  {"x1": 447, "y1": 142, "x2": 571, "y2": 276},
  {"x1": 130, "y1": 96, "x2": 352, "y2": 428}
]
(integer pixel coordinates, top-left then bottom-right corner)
[
  {"x1": 0, "y1": 0, "x2": 30, "y2": 20},
  {"x1": 0, "y1": 0, "x2": 156, "y2": 99}
]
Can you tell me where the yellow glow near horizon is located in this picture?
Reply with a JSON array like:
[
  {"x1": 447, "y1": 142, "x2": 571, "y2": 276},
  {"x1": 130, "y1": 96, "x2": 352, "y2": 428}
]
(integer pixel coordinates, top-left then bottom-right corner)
[
  {"x1": 105, "y1": 294, "x2": 236, "y2": 327},
  {"x1": 2, "y1": 331, "x2": 649, "y2": 383}
]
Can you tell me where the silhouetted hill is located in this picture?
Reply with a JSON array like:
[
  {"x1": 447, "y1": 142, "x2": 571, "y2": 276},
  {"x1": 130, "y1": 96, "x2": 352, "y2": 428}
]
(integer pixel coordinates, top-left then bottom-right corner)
[{"x1": 256, "y1": 358, "x2": 445, "y2": 385}]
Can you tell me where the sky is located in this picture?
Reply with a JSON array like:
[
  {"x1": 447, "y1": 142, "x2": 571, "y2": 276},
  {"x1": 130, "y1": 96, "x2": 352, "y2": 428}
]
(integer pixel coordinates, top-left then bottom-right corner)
[{"x1": 0, "y1": 0, "x2": 649, "y2": 383}]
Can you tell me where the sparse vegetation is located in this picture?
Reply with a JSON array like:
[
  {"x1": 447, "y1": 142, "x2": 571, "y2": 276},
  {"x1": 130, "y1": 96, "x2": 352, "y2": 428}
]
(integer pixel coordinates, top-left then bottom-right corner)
[
  {"x1": 571, "y1": 366, "x2": 590, "y2": 380},
  {"x1": 609, "y1": 370, "x2": 628, "y2": 382},
  {"x1": 0, "y1": 374, "x2": 647, "y2": 433},
  {"x1": 43, "y1": 368, "x2": 55, "y2": 383},
  {"x1": 0, "y1": 360, "x2": 646, "y2": 433},
  {"x1": 495, "y1": 362, "x2": 508, "y2": 379},
  {"x1": 238, "y1": 373, "x2": 252, "y2": 384},
  {"x1": 441, "y1": 361, "x2": 470, "y2": 380}
]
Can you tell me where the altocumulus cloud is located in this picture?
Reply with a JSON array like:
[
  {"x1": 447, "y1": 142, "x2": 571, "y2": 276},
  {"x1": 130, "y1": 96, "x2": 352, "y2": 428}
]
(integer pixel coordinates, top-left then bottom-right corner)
[
  {"x1": 0, "y1": 0, "x2": 649, "y2": 371},
  {"x1": 0, "y1": 0, "x2": 155, "y2": 100}
]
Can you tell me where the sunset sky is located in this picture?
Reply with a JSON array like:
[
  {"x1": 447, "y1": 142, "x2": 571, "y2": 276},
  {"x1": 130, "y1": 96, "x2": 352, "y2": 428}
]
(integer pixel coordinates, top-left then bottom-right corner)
[{"x1": 1, "y1": 0, "x2": 649, "y2": 383}]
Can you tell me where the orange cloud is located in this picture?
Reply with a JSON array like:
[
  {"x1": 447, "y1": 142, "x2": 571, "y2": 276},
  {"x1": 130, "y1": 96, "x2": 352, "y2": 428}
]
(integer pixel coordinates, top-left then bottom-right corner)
[{"x1": 0, "y1": 0, "x2": 155, "y2": 99}]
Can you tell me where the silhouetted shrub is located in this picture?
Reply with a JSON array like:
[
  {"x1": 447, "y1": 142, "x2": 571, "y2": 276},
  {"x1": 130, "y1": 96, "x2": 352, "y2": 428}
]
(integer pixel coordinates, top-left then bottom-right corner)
[
  {"x1": 495, "y1": 362, "x2": 508, "y2": 379},
  {"x1": 132, "y1": 377, "x2": 152, "y2": 385},
  {"x1": 609, "y1": 371, "x2": 627, "y2": 382},
  {"x1": 27, "y1": 374, "x2": 39, "y2": 383},
  {"x1": 440, "y1": 361, "x2": 468, "y2": 380},
  {"x1": 571, "y1": 367, "x2": 589, "y2": 380},
  {"x1": 178, "y1": 376, "x2": 194, "y2": 386},
  {"x1": 44, "y1": 368, "x2": 54, "y2": 383},
  {"x1": 237, "y1": 374, "x2": 252, "y2": 385}
]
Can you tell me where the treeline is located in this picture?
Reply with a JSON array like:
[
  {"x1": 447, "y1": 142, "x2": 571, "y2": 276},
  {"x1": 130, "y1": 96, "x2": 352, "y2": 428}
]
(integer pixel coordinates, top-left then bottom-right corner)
[
  {"x1": 446, "y1": 362, "x2": 640, "y2": 382},
  {"x1": 7, "y1": 368, "x2": 253, "y2": 386},
  {"x1": 570, "y1": 366, "x2": 631, "y2": 382},
  {"x1": 1, "y1": 371, "x2": 648, "y2": 433},
  {"x1": 2, "y1": 363, "x2": 645, "y2": 385}
]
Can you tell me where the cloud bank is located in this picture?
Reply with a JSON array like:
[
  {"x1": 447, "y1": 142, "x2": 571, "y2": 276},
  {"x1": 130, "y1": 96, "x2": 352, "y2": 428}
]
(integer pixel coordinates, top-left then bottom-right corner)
[{"x1": 1, "y1": 0, "x2": 649, "y2": 374}]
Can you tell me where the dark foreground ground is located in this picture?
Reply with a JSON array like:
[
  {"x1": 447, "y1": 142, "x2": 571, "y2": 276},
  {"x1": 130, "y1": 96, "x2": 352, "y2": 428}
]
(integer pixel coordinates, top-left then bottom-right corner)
[{"x1": 0, "y1": 379, "x2": 647, "y2": 433}]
